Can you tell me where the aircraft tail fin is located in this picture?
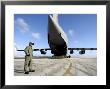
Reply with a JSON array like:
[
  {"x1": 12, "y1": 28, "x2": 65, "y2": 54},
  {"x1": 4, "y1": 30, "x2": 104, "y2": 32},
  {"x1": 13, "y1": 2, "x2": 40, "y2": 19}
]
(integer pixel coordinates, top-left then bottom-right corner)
[{"x1": 52, "y1": 14, "x2": 58, "y2": 23}]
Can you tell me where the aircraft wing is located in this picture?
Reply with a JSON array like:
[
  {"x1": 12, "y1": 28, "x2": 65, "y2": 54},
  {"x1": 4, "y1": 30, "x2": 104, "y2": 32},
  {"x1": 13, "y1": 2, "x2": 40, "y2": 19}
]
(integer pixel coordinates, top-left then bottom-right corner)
[
  {"x1": 17, "y1": 48, "x2": 97, "y2": 55},
  {"x1": 17, "y1": 48, "x2": 97, "y2": 51},
  {"x1": 68, "y1": 48, "x2": 97, "y2": 54},
  {"x1": 17, "y1": 48, "x2": 51, "y2": 51},
  {"x1": 33, "y1": 48, "x2": 51, "y2": 51},
  {"x1": 17, "y1": 48, "x2": 51, "y2": 55},
  {"x1": 68, "y1": 48, "x2": 97, "y2": 50}
]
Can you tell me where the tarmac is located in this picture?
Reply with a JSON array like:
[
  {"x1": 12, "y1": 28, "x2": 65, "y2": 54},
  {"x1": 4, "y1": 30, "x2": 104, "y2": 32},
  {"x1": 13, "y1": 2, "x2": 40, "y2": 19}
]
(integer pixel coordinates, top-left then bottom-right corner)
[{"x1": 14, "y1": 57, "x2": 97, "y2": 76}]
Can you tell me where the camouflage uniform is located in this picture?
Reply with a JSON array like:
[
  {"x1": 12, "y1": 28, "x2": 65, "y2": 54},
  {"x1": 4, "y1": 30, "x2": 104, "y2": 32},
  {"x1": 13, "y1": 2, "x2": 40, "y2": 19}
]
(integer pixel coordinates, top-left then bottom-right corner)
[{"x1": 24, "y1": 42, "x2": 35, "y2": 74}]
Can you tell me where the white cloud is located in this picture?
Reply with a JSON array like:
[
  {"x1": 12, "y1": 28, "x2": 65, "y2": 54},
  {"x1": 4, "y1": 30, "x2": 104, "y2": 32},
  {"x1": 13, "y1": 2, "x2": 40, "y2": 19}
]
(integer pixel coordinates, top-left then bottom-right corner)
[
  {"x1": 14, "y1": 42, "x2": 17, "y2": 57},
  {"x1": 14, "y1": 42, "x2": 18, "y2": 50},
  {"x1": 14, "y1": 47, "x2": 17, "y2": 54},
  {"x1": 14, "y1": 42, "x2": 25, "y2": 57},
  {"x1": 32, "y1": 32, "x2": 40, "y2": 39},
  {"x1": 15, "y1": 18, "x2": 29, "y2": 33},
  {"x1": 68, "y1": 29, "x2": 74, "y2": 37}
]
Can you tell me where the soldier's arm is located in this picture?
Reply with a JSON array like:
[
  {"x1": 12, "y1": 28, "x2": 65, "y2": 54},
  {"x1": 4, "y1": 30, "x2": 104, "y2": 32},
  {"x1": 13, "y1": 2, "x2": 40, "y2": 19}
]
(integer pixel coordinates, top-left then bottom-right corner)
[{"x1": 24, "y1": 46, "x2": 30, "y2": 56}]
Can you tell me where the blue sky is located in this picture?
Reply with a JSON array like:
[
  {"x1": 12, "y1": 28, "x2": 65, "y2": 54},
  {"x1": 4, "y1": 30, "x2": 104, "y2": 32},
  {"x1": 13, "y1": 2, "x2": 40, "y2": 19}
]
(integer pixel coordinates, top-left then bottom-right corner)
[{"x1": 14, "y1": 14, "x2": 97, "y2": 57}]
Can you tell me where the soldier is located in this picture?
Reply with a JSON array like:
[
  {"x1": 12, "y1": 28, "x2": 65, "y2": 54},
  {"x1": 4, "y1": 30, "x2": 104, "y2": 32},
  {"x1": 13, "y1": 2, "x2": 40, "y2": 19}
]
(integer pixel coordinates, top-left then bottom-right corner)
[{"x1": 24, "y1": 42, "x2": 35, "y2": 74}]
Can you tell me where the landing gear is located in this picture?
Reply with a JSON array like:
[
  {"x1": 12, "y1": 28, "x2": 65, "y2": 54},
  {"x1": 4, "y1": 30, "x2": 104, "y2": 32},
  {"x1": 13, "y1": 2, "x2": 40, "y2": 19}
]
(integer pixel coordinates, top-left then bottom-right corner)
[
  {"x1": 51, "y1": 55, "x2": 71, "y2": 59},
  {"x1": 68, "y1": 55, "x2": 71, "y2": 58},
  {"x1": 66, "y1": 55, "x2": 71, "y2": 58}
]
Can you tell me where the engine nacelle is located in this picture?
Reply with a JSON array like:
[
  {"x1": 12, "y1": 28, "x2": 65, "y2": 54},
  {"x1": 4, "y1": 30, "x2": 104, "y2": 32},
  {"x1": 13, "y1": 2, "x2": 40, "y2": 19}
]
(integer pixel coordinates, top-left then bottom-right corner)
[
  {"x1": 79, "y1": 50, "x2": 85, "y2": 55},
  {"x1": 40, "y1": 50, "x2": 46, "y2": 54},
  {"x1": 70, "y1": 50, "x2": 74, "y2": 54}
]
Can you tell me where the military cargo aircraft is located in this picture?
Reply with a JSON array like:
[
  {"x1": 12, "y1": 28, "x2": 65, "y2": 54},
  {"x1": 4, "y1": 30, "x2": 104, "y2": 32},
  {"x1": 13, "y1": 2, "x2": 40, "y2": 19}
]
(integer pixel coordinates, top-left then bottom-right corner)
[{"x1": 17, "y1": 14, "x2": 97, "y2": 58}]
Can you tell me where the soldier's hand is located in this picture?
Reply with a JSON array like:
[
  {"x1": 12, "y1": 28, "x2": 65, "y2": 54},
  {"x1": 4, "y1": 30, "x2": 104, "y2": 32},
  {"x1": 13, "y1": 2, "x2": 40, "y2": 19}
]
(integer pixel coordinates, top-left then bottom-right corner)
[{"x1": 26, "y1": 53, "x2": 30, "y2": 56}]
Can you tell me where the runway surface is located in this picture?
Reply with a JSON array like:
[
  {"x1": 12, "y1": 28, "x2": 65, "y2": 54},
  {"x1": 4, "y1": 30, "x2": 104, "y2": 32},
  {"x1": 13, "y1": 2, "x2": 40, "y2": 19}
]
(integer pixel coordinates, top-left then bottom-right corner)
[{"x1": 14, "y1": 58, "x2": 97, "y2": 76}]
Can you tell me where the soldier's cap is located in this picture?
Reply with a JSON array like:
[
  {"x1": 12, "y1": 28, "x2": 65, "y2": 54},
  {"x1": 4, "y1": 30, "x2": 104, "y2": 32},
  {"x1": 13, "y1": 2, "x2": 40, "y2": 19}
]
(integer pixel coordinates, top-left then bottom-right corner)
[{"x1": 29, "y1": 42, "x2": 34, "y2": 45}]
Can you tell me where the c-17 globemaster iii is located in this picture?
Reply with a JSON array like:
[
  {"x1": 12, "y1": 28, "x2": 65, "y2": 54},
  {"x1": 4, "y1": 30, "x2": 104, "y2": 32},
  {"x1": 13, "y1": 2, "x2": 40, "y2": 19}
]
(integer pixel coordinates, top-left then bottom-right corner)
[{"x1": 17, "y1": 14, "x2": 97, "y2": 58}]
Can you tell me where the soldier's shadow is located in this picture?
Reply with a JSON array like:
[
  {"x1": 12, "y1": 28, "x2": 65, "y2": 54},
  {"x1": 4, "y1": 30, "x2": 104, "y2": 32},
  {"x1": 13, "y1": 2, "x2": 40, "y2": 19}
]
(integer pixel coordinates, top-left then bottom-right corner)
[{"x1": 14, "y1": 69, "x2": 24, "y2": 73}]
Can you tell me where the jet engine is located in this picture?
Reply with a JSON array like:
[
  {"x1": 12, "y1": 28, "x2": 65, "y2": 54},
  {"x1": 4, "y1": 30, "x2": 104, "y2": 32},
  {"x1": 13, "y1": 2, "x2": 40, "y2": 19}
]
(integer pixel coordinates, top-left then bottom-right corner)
[
  {"x1": 40, "y1": 49, "x2": 46, "y2": 54},
  {"x1": 70, "y1": 50, "x2": 74, "y2": 54},
  {"x1": 79, "y1": 50, "x2": 85, "y2": 55}
]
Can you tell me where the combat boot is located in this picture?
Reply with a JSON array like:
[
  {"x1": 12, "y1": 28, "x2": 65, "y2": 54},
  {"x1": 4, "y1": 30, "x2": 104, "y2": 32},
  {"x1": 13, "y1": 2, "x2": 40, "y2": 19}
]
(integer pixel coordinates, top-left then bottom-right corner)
[
  {"x1": 29, "y1": 70, "x2": 35, "y2": 72},
  {"x1": 24, "y1": 71, "x2": 29, "y2": 74}
]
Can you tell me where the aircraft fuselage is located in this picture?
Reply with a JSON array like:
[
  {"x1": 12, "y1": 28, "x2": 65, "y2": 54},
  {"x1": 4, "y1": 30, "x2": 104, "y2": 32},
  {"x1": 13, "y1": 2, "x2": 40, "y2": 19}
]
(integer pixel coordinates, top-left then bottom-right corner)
[{"x1": 48, "y1": 15, "x2": 68, "y2": 56}]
